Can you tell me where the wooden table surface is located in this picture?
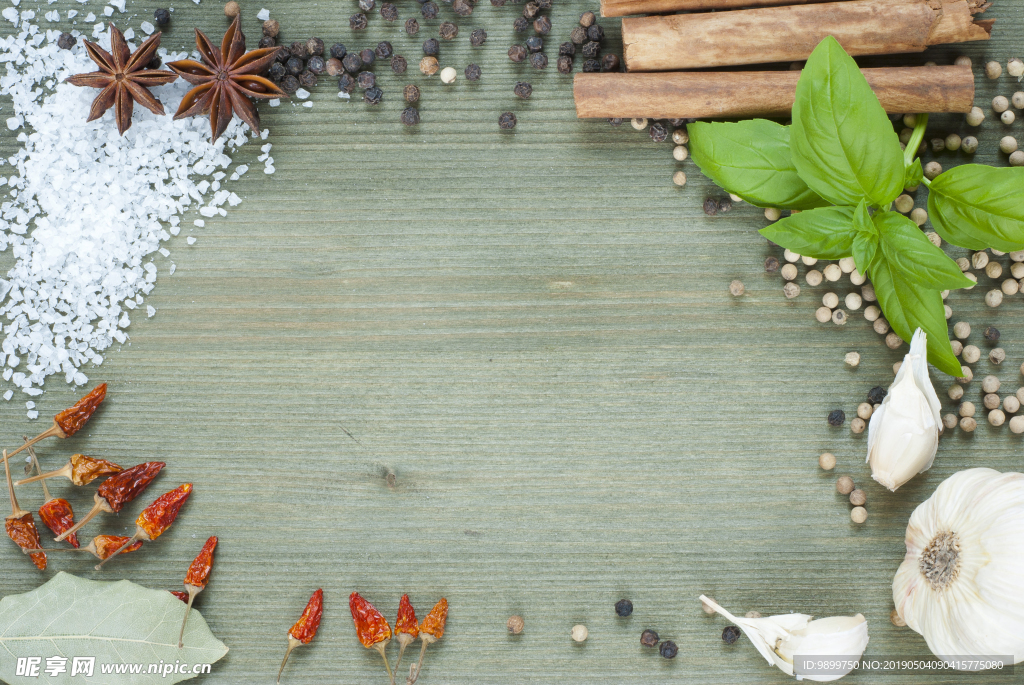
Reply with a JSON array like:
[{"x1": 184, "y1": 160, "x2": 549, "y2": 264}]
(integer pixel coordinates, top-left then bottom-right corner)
[{"x1": 1, "y1": 0, "x2": 1022, "y2": 682}]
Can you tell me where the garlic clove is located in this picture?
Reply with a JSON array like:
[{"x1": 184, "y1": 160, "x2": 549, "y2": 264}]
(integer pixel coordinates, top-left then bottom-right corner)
[{"x1": 867, "y1": 328, "x2": 941, "y2": 491}]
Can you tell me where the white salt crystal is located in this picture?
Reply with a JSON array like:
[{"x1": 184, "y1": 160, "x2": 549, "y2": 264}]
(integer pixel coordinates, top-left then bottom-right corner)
[
  {"x1": 261, "y1": 129, "x2": 269, "y2": 140},
  {"x1": 73, "y1": 372, "x2": 87, "y2": 385},
  {"x1": 338, "y1": 91, "x2": 350, "y2": 99},
  {"x1": 26, "y1": 409, "x2": 37, "y2": 419},
  {"x1": 124, "y1": 299, "x2": 136, "y2": 309},
  {"x1": 85, "y1": 11, "x2": 95, "y2": 20},
  {"x1": 11, "y1": 0, "x2": 19, "y2": 6},
  {"x1": 187, "y1": 236, "x2": 197, "y2": 245},
  {"x1": 2, "y1": 390, "x2": 11, "y2": 401},
  {"x1": 295, "y1": 88, "x2": 310, "y2": 99},
  {"x1": 146, "y1": 305, "x2": 155, "y2": 317},
  {"x1": 1, "y1": 7, "x2": 17, "y2": 24},
  {"x1": 303, "y1": 102, "x2": 313, "y2": 108},
  {"x1": 103, "y1": 6, "x2": 113, "y2": 16},
  {"x1": 264, "y1": 165, "x2": 275, "y2": 174},
  {"x1": 122, "y1": 27, "x2": 133, "y2": 40},
  {"x1": 257, "y1": 7, "x2": 270, "y2": 19},
  {"x1": 44, "y1": 10, "x2": 58, "y2": 21},
  {"x1": 24, "y1": 400, "x2": 33, "y2": 408},
  {"x1": 227, "y1": 192, "x2": 241, "y2": 206},
  {"x1": 110, "y1": 0, "x2": 126, "y2": 11},
  {"x1": 169, "y1": 263, "x2": 176, "y2": 275},
  {"x1": 199, "y1": 206, "x2": 216, "y2": 217},
  {"x1": 140, "y1": 20, "x2": 154, "y2": 34},
  {"x1": 194, "y1": 219, "x2": 205, "y2": 227},
  {"x1": 269, "y1": 99, "x2": 280, "y2": 107},
  {"x1": 6, "y1": 117, "x2": 22, "y2": 130},
  {"x1": 158, "y1": 247, "x2": 169, "y2": 257},
  {"x1": 67, "y1": 10, "x2": 77, "y2": 18}
]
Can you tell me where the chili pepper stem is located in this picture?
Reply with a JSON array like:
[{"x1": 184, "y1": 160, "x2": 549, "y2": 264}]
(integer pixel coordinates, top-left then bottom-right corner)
[
  {"x1": 20, "y1": 547, "x2": 88, "y2": 553},
  {"x1": 178, "y1": 584, "x2": 203, "y2": 648},
  {"x1": 277, "y1": 635, "x2": 302, "y2": 684},
  {"x1": 14, "y1": 463, "x2": 71, "y2": 487},
  {"x1": 394, "y1": 633, "x2": 415, "y2": 674},
  {"x1": 94, "y1": 530, "x2": 147, "y2": 569},
  {"x1": 409, "y1": 634, "x2": 437, "y2": 685},
  {"x1": 373, "y1": 641, "x2": 396, "y2": 685},
  {"x1": 3, "y1": 424, "x2": 64, "y2": 463},
  {"x1": 25, "y1": 441, "x2": 53, "y2": 502},
  {"x1": 4, "y1": 450, "x2": 28, "y2": 518},
  {"x1": 55, "y1": 493, "x2": 112, "y2": 541}
]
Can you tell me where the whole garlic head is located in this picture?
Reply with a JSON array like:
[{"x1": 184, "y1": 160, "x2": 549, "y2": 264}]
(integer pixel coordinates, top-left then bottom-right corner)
[
  {"x1": 699, "y1": 596, "x2": 869, "y2": 682},
  {"x1": 893, "y1": 468, "x2": 1024, "y2": 668},
  {"x1": 867, "y1": 328, "x2": 942, "y2": 491}
]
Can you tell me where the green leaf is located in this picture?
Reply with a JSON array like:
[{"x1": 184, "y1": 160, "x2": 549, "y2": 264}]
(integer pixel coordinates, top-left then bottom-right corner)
[
  {"x1": 927, "y1": 165, "x2": 1024, "y2": 251},
  {"x1": 0, "y1": 572, "x2": 228, "y2": 685},
  {"x1": 868, "y1": 251, "x2": 962, "y2": 376},
  {"x1": 851, "y1": 200, "x2": 877, "y2": 275},
  {"x1": 790, "y1": 36, "x2": 905, "y2": 208},
  {"x1": 758, "y1": 206, "x2": 856, "y2": 259},
  {"x1": 873, "y1": 210, "x2": 975, "y2": 290},
  {"x1": 904, "y1": 158, "x2": 923, "y2": 190},
  {"x1": 688, "y1": 120, "x2": 829, "y2": 210}
]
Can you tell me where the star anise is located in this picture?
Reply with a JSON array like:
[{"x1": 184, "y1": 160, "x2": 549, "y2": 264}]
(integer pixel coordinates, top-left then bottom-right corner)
[
  {"x1": 65, "y1": 24, "x2": 178, "y2": 136},
  {"x1": 167, "y1": 16, "x2": 285, "y2": 142}
]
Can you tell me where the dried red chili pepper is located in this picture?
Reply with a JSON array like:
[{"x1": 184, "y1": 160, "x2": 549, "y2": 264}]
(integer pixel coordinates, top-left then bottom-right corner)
[
  {"x1": 54, "y1": 461, "x2": 165, "y2": 542},
  {"x1": 350, "y1": 592, "x2": 395, "y2": 685},
  {"x1": 95, "y1": 483, "x2": 192, "y2": 569},
  {"x1": 179, "y1": 536, "x2": 218, "y2": 648},
  {"x1": 15, "y1": 453, "x2": 123, "y2": 487},
  {"x1": 410, "y1": 598, "x2": 447, "y2": 684},
  {"x1": 3, "y1": 384, "x2": 107, "y2": 462},
  {"x1": 394, "y1": 594, "x2": 419, "y2": 673},
  {"x1": 278, "y1": 588, "x2": 323, "y2": 684},
  {"x1": 87, "y1": 534, "x2": 144, "y2": 560},
  {"x1": 21, "y1": 441, "x2": 81, "y2": 548},
  {"x1": 3, "y1": 449, "x2": 45, "y2": 570},
  {"x1": 171, "y1": 590, "x2": 190, "y2": 602}
]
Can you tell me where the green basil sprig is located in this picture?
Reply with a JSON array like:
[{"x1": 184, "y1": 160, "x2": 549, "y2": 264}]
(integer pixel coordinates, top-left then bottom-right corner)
[{"x1": 689, "y1": 35, "x2": 1023, "y2": 377}]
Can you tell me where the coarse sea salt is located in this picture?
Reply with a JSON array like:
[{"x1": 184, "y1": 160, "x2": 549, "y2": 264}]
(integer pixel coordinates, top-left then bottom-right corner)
[{"x1": 0, "y1": 18, "x2": 271, "y2": 399}]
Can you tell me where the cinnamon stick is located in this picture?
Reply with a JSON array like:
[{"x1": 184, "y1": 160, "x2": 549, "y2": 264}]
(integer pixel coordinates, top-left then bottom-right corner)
[
  {"x1": 573, "y1": 66, "x2": 975, "y2": 119},
  {"x1": 622, "y1": 0, "x2": 992, "y2": 72},
  {"x1": 602, "y1": 0, "x2": 990, "y2": 17}
]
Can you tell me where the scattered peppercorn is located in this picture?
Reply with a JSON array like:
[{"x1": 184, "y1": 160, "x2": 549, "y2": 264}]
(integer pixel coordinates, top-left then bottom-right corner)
[
  {"x1": 507, "y1": 615, "x2": 525, "y2": 634},
  {"x1": 404, "y1": 84, "x2": 420, "y2": 102},
  {"x1": 582, "y1": 59, "x2": 600, "y2": 72},
  {"x1": 526, "y1": 36, "x2": 543, "y2": 53},
  {"x1": 274, "y1": 47, "x2": 289, "y2": 63},
  {"x1": 722, "y1": 626, "x2": 741, "y2": 644},
  {"x1": 659, "y1": 641, "x2": 678, "y2": 659},
  {"x1": 580, "y1": 10, "x2": 596, "y2": 27},
  {"x1": 389, "y1": 55, "x2": 407, "y2": 74},
  {"x1": 828, "y1": 409, "x2": 845, "y2": 426},
  {"x1": 338, "y1": 73, "x2": 357, "y2": 93},
  {"x1": 439, "y1": 21, "x2": 459, "y2": 40},
  {"x1": 375, "y1": 41, "x2": 393, "y2": 59},
  {"x1": 836, "y1": 475, "x2": 855, "y2": 495},
  {"x1": 299, "y1": 70, "x2": 317, "y2": 88},
  {"x1": 582, "y1": 41, "x2": 601, "y2": 59},
  {"x1": 615, "y1": 599, "x2": 633, "y2": 617},
  {"x1": 290, "y1": 41, "x2": 310, "y2": 60},
  {"x1": 350, "y1": 13, "x2": 368, "y2": 29},
  {"x1": 357, "y1": 71, "x2": 376, "y2": 89},
  {"x1": 57, "y1": 32, "x2": 76, "y2": 50},
  {"x1": 587, "y1": 24, "x2": 604, "y2": 41},
  {"x1": 570, "y1": 27, "x2": 587, "y2": 45},
  {"x1": 849, "y1": 489, "x2": 867, "y2": 506},
  {"x1": 364, "y1": 87, "x2": 383, "y2": 105},
  {"x1": 420, "y1": 56, "x2": 439, "y2": 75},
  {"x1": 513, "y1": 17, "x2": 529, "y2": 32},
  {"x1": 523, "y1": 1, "x2": 540, "y2": 18},
  {"x1": 405, "y1": 18, "x2": 420, "y2": 35},
  {"x1": 718, "y1": 198, "x2": 732, "y2": 213},
  {"x1": 359, "y1": 0, "x2": 375, "y2": 10},
  {"x1": 608, "y1": 118, "x2": 623, "y2": 126},
  {"x1": 307, "y1": 56, "x2": 326, "y2": 74},
  {"x1": 499, "y1": 111, "x2": 517, "y2": 130},
  {"x1": 559, "y1": 42, "x2": 575, "y2": 56},
  {"x1": 602, "y1": 53, "x2": 620, "y2": 71},
  {"x1": 224, "y1": 1, "x2": 240, "y2": 17},
  {"x1": 154, "y1": 8, "x2": 171, "y2": 25},
  {"x1": 380, "y1": 2, "x2": 399, "y2": 20},
  {"x1": 453, "y1": 0, "x2": 473, "y2": 15},
  {"x1": 530, "y1": 53, "x2": 548, "y2": 69},
  {"x1": 764, "y1": 256, "x2": 779, "y2": 273},
  {"x1": 640, "y1": 629, "x2": 659, "y2": 647},
  {"x1": 421, "y1": 1, "x2": 439, "y2": 19},
  {"x1": 470, "y1": 29, "x2": 487, "y2": 46},
  {"x1": 465, "y1": 63, "x2": 481, "y2": 80},
  {"x1": 342, "y1": 53, "x2": 363, "y2": 74},
  {"x1": 984, "y1": 326, "x2": 1000, "y2": 341},
  {"x1": 360, "y1": 48, "x2": 376, "y2": 66},
  {"x1": 868, "y1": 386, "x2": 887, "y2": 405},
  {"x1": 703, "y1": 198, "x2": 719, "y2": 216},
  {"x1": 307, "y1": 37, "x2": 325, "y2": 56},
  {"x1": 538, "y1": 0, "x2": 552, "y2": 8},
  {"x1": 557, "y1": 55, "x2": 573, "y2": 74},
  {"x1": 534, "y1": 16, "x2": 552, "y2": 34},
  {"x1": 818, "y1": 452, "x2": 836, "y2": 470},
  {"x1": 423, "y1": 38, "x2": 440, "y2": 56},
  {"x1": 280, "y1": 75, "x2": 299, "y2": 94},
  {"x1": 400, "y1": 107, "x2": 420, "y2": 125},
  {"x1": 649, "y1": 122, "x2": 668, "y2": 143},
  {"x1": 268, "y1": 61, "x2": 286, "y2": 81},
  {"x1": 258, "y1": 36, "x2": 276, "y2": 49},
  {"x1": 263, "y1": 19, "x2": 280, "y2": 37},
  {"x1": 284, "y1": 57, "x2": 303, "y2": 76},
  {"x1": 508, "y1": 44, "x2": 527, "y2": 63}
]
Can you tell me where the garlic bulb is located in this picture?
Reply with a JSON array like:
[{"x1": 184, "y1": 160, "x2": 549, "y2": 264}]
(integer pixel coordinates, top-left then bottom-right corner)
[
  {"x1": 699, "y1": 596, "x2": 869, "y2": 682},
  {"x1": 893, "y1": 468, "x2": 1024, "y2": 667},
  {"x1": 867, "y1": 328, "x2": 942, "y2": 491}
]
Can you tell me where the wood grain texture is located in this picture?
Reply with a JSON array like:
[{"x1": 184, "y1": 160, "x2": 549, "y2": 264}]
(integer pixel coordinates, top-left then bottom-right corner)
[
  {"x1": 0, "y1": 0, "x2": 1023, "y2": 683},
  {"x1": 600, "y1": 0, "x2": 833, "y2": 19}
]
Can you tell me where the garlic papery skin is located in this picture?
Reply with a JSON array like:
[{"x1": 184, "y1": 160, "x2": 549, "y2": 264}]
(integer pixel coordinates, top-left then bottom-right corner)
[
  {"x1": 699, "y1": 595, "x2": 868, "y2": 682},
  {"x1": 893, "y1": 468, "x2": 1024, "y2": 668},
  {"x1": 867, "y1": 328, "x2": 942, "y2": 491}
]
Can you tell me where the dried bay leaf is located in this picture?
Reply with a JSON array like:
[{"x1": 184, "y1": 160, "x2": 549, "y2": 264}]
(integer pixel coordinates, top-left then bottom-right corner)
[{"x1": 0, "y1": 572, "x2": 227, "y2": 684}]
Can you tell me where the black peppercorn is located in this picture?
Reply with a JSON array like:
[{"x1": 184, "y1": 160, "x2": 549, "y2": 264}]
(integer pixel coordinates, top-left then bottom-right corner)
[
  {"x1": 57, "y1": 32, "x2": 76, "y2": 50},
  {"x1": 601, "y1": 53, "x2": 620, "y2": 71},
  {"x1": 280, "y1": 75, "x2": 300, "y2": 94},
  {"x1": 401, "y1": 106, "x2": 420, "y2": 125},
  {"x1": 522, "y1": 1, "x2": 540, "y2": 18},
  {"x1": 376, "y1": 41, "x2": 393, "y2": 58},
  {"x1": 513, "y1": 16, "x2": 529, "y2": 32},
  {"x1": 514, "y1": 81, "x2": 532, "y2": 99},
  {"x1": 508, "y1": 44, "x2": 527, "y2": 63},
  {"x1": 827, "y1": 409, "x2": 846, "y2": 426},
  {"x1": 559, "y1": 42, "x2": 575, "y2": 56},
  {"x1": 525, "y1": 36, "x2": 543, "y2": 53},
  {"x1": 470, "y1": 29, "x2": 487, "y2": 46},
  {"x1": 289, "y1": 41, "x2": 309, "y2": 59},
  {"x1": 268, "y1": 61, "x2": 286, "y2": 81},
  {"x1": 421, "y1": 1, "x2": 438, "y2": 18},
  {"x1": 867, "y1": 386, "x2": 887, "y2": 405},
  {"x1": 357, "y1": 71, "x2": 376, "y2": 89},
  {"x1": 668, "y1": 118, "x2": 686, "y2": 127},
  {"x1": 609, "y1": 117, "x2": 623, "y2": 125},
  {"x1": 453, "y1": 0, "x2": 473, "y2": 15},
  {"x1": 148, "y1": 55, "x2": 162, "y2": 69},
  {"x1": 722, "y1": 626, "x2": 741, "y2": 645},
  {"x1": 404, "y1": 83, "x2": 420, "y2": 102},
  {"x1": 299, "y1": 70, "x2": 318, "y2": 88},
  {"x1": 423, "y1": 38, "x2": 440, "y2": 56},
  {"x1": 582, "y1": 59, "x2": 600, "y2": 72},
  {"x1": 570, "y1": 26, "x2": 587, "y2": 44},
  {"x1": 718, "y1": 198, "x2": 733, "y2": 213},
  {"x1": 391, "y1": 55, "x2": 408, "y2": 73},
  {"x1": 364, "y1": 87, "x2": 383, "y2": 104},
  {"x1": 703, "y1": 197, "x2": 719, "y2": 216},
  {"x1": 338, "y1": 72, "x2": 357, "y2": 93},
  {"x1": 154, "y1": 8, "x2": 170, "y2": 25},
  {"x1": 405, "y1": 18, "x2": 419, "y2": 34},
  {"x1": 274, "y1": 47, "x2": 290, "y2": 63},
  {"x1": 380, "y1": 2, "x2": 399, "y2": 20},
  {"x1": 360, "y1": 48, "x2": 376, "y2": 65},
  {"x1": 359, "y1": 0, "x2": 375, "y2": 11},
  {"x1": 659, "y1": 641, "x2": 678, "y2": 659},
  {"x1": 615, "y1": 599, "x2": 633, "y2": 617},
  {"x1": 764, "y1": 256, "x2": 780, "y2": 273},
  {"x1": 580, "y1": 10, "x2": 596, "y2": 27},
  {"x1": 581, "y1": 41, "x2": 600, "y2": 59},
  {"x1": 491, "y1": 0, "x2": 506, "y2": 5},
  {"x1": 650, "y1": 122, "x2": 668, "y2": 143},
  {"x1": 984, "y1": 326, "x2": 1000, "y2": 341},
  {"x1": 342, "y1": 53, "x2": 363, "y2": 74},
  {"x1": 537, "y1": 0, "x2": 552, "y2": 8},
  {"x1": 556, "y1": 55, "x2": 572, "y2": 74},
  {"x1": 307, "y1": 37, "x2": 325, "y2": 56},
  {"x1": 530, "y1": 52, "x2": 548, "y2": 69},
  {"x1": 258, "y1": 35, "x2": 276, "y2": 49},
  {"x1": 534, "y1": 16, "x2": 551, "y2": 34},
  {"x1": 587, "y1": 24, "x2": 604, "y2": 41},
  {"x1": 307, "y1": 56, "x2": 326, "y2": 74},
  {"x1": 285, "y1": 57, "x2": 304, "y2": 76},
  {"x1": 640, "y1": 629, "x2": 659, "y2": 647},
  {"x1": 350, "y1": 13, "x2": 368, "y2": 29},
  {"x1": 498, "y1": 111, "x2": 517, "y2": 129},
  {"x1": 465, "y1": 63, "x2": 481, "y2": 80},
  {"x1": 439, "y1": 21, "x2": 458, "y2": 40}
]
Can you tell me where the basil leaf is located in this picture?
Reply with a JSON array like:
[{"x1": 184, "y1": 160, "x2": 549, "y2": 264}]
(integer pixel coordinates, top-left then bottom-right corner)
[
  {"x1": 790, "y1": 36, "x2": 905, "y2": 208},
  {"x1": 927, "y1": 165, "x2": 1024, "y2": 251},
  {"x1": 874, "y1": 210, "x2": 975, "y2": 290},
  {"x1": 904, "y1": 158, "x2": 923, "y2": 190},
  {"x1": 688, "y1": 120, "x2": 829, "y2": 210},
  {"x1": 869, "y1": 251, "x2": 962, "y2": 376},
  {"x1": 851, "y1": 200, "x2": 877, "y2": 275},
  {"x1": 759, "y1": 206, "x2": 856, "y2": 259}
]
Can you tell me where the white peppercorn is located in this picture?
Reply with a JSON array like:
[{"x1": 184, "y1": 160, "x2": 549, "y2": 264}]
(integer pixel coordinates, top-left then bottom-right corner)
[
  {"x1": 781, "y1": 263, "x2": 798, "y2": 280},
  {"x1": 972, "y1": 251, "x2": 990, "y2": 269},
  {"x1": 958, "y1": 366, "x2": 974, "y2": 384},
  {"x1": 863, "y1": 305, "x2": 880, "y2": 322},
  {"x1": 729, "y1": 194, "x2": 742, "y2": 204},
  {"x1": 899, "y1": 127, "x2": 914, "y2": 145},
  {"x1": 893, "y1": 361, "x2": 902, "y2": 375},
  {"x1": 783, "y1": 282, "x2": 801, "y2": 299},
  {"x1": 815, "y1": 306, "x2": 832, "y2": 323},
  {"x1": 910, "y1": 208, "x2": 928, "y2": 226},
  {"x1": 440, "y1": 66, "x2": 457, "y2": 83},
  {"x1": 962, "y1": 136, "x2": 979, "y2": 154},
  {"x1": 1002, "y1": 279, "x2": 1019, "y2": 295},
  {"x1": 951, "y1": 340, "x2": 963, "y2": 356},
  {"x1": 986, "y1": 60, "x2": 1003, "y2": 79},
  {"x1": 986, "y1": 289, "x2": 1004, "y2": 307},
  {"x1": 1011, "y1": 415, "x2": 1024, "y2": 434},
  {"x1": 965, "y1": 272, "x2": 978, "y2": 289},
  {"x1": 1003, "y1": 111, "x2": 1016, "y2": 126},
  {"x1": 672, "y1": 146, "x2": 688, "y2": 162},
  {"x1": 924, "y1": 161, "x2": 942, "y2": 179},
  {"x1": 966, "y1": 106, "x2": 985, "y2": 126},
  {"x1": 819, "y1": 452, "x2": 836, "y2": 470},
  {"x1": 886, "y1": 332, "x2": 903, "y2": 350},
  {"x1": 805, "y1": 270, "x2": 823, "y2": 286},
  {"x1": 944, "y1": 304, "x2": 953, "y2": 320},
  {"x1": 963, "y1": 344, "x2": 981, "y2": 363},
  {"x1": 838, "y1": 257, "x2": 855, "y2": 273},
  {"x1": 844, "y1": 351, "x2": 861, "y2": 367},
  {"x1": 1010, "y1": 58, "x2": 1024, "y2": 78},
  {"x1": 1004, "y1": 395, "x2": 1020, "y2": 413},
  {"x1": 672, "y1": 171, "x2": 687, "y2": 187},
  {"x1": 631, "y1": 118, "x2": 648, "y2": 130},
  {"x1": 960, "y1": 401, "x2": 976, "y2": 418},
  {"x1": 850, "y1": 417, "x2": 866, "y2": 434},
  {"x1": 990, "y1": 409, "x2": 1006, "y2": 426},
  {"x1": 982, "y1": 374, "x2": 1001, "y2": 393},
  {"x1": 954, "y1": 55, "x2": 973, "y2": 67},
  {"x1": 960, "y1": 416, "x2": 977, "y2": 432},
  {"x1": 832, "y1": 309, "x2": 847, "y2": 325},
  {"x1": 729, "y1": 280, "x2": 745, "y2": 296},
  {"x1": 953, "y1": 321, "x2": 971, "y2": 339},
  {"x1": 857, "y1": 402, "x2": 873, "y2": 420},
  {"x1": 956, "y1": 257, "x2": 971, "y2": 272},
  {"x1": 836, "y1": 476, "x2": 855, "y2": 495},
  {"x1": 765, "y1": 207, "x2": 781, "y2": 221},
  {"x1": 1000, "y1": 136, "x2": 1019, "y2": 154},
  {"x1": 945, "y1": 133, "x2": 962, "y2": 151},
  {"x1": 943, "y1": 413, "x2": 959, "y2": 430},
  {"x1": 801, "y1": 255, "x2": 818, "y2": 266},
  {"x1": 571, "y1": 624, "x2": 588, "y2": 642},
  {"x1": 862, "y1": 284, "x2": 876, "y2": 302},
  {"x1": 986, "y1": 261, "x2": 1003, "y2": 279},
  {"x1": 851, "y1": 507, "x2": 867, "y2": 524},
  {"x1": 823, "y1": 264, "x2": 842, "y2": 282},
  {"x1": 849, "y1": 488, "x2": 867, "y2": 506},
  {"x1": 993, "y1": 95, "x2": 1010, "y2": 113},
  {"x1": 1014, "y1": 91, "x2": 1024, "y2": 109},
  {"x1": 984, "y1": 393, "x2": 1002, "y2": 410},
  {"x1": 822, "y1": 292, "x2": 839, "y2": 308},
  {"x1": 926, "y1": 232, "x2": 941, "y2": 247},
  {"x1": 784, "y1": 249, "x2": 800, "y2": 263},
  {"x1": 508, "y1": 615, "x2": 525, "y2": 634},
  {"x1": 850, "y1": 269, "x2": 866, "y2": 286},
  {"x1": 1013, "y1": 263, "x2": 1024, "y2": 279},
  {"x1": 672, "y1": 129, "x2": 689, "y2": 145},
  {"x1": 948, "y1": 384, "x2": 964, "y2": 401},
  {"x1": 894, "y1": 194, "x2": 914, "y2": 213},
  {"x1": 1010, "y1": 151, "x2": 1024, "y2": 167},
  {"x1": 845, "y1": 292, "x2": 862, "y2": 310},
  {"x1": 873, "y1": 318, "x2": 890, "y2": 335}
]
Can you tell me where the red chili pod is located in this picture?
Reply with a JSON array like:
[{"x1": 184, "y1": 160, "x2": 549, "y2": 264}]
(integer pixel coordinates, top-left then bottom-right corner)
[
  {"x1": 410, "y1": 598, "x2": 448, "y2": 684},
  {"x1": 394, "y1": 594, "x2": 419, "y2": 673},
  {"x1": 278, "y1": 589, "x2": 323, "y2": 683},
  {"x1": 3, "y1": 449, "x2": 45, "y2": 570},
  {"x1": 95, "y1": 483, "x2": 192, "y2": 570},
  {"x1": 350, "y1": 592, "x2": 394, "y2": 685},
  {"x1": 3, "y1": 384, "x2": 107, "y2": 463},
  {"x1": 179, "y1": 536, "x2": 218, "y2": 648}
]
